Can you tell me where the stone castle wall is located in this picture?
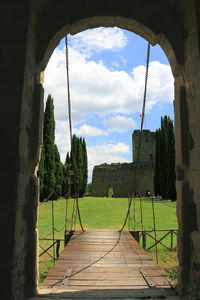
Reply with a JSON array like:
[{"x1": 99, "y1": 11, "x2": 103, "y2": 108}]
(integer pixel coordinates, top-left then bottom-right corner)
[
  {"x1": 91, "y1": 162, "x2": 154, "y2": 197},
  {"x1": 132, "y1": 130, "x2": 156, "y2": 164},
  {"x1": 91, "y1": 130, "x2": 156, "y2": 197}
]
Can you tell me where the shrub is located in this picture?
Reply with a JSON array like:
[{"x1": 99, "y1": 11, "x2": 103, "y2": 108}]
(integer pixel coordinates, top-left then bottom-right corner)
[{"x1": 108, "y1": 187, "x2": 114, "y2": 198}]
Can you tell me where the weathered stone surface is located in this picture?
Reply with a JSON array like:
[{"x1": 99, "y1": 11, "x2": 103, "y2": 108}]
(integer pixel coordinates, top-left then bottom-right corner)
[
  {"x1": 91, "y1": 162, "x2": 154, "y2": 197},
  {"x1": 91, "y1": 130, "x2": 155, "y2": 197},
  {"x1": 191, "y1": 231, "x2": 200, "y2": 265},
  {"x1": 132, "y1": 130, "x2": 156, "y2": 164}
]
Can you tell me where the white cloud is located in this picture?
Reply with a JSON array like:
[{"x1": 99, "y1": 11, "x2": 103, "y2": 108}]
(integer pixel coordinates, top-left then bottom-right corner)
[
  {"x1": 90, "y1": 142, "x2": 129, "y2": 155},
  {"x1": 54, "y1": 121, "x2": 71, "y2": 163},
  {"x1": 70, "y1": 27, "x2": 128, "y2": 57},
  {"x1": 131, "y1": 61, "x2": 174, "y2": 111},
  {"x1": 103, "y1": 115, "x2": 137, "y2": 132},
  {"x1": 74, "y1": 124, "x2": 107, "y2": 136},
  {"x1": 73, "y1": 116, "x2": 137, "y2": 137},
  {"x1": 44, "y1": 47, "x2": 174, "y2": 126}
]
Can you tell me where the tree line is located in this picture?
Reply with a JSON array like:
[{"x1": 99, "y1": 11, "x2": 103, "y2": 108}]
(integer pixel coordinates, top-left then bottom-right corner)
[
  {"x1": 38, "y1": 95, "x2": 88, "y2": 201},
  {"x1": 154, "y1": 115, "x2": 176, "y2": 201}
]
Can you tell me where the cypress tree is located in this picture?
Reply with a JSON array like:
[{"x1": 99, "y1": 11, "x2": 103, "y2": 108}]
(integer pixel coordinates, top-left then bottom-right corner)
[
  {"x1": 38, "y1": 94, "x2": 68, "y2": 201},
  {"x1": 154, "y1": 129, "x2": 161, "y2": 196},
  {"x1": 166, "y1": 119, "x2": 176, "y2": 201},
  {"x1": 42, "y1": 95, "x2": 56, "y2": 200},
  {"x1": 77, "y1": 138, "x2": 83, "y2": 196},
  {"x1": 54, "y1": 144, "x2": 63, "y2": 197},
  {"x1": 69, "y1": 135, "x2": 88, "y2": 197},
  {"x1": 154, "y1": 115, "x2": 176, "y2": 200},
  {"x1": 160, "y1": 116, "x2": 168, "y2": 198},
  {"x1": 70, "y1": 135, "x2": 79, "y2": 196},
  {"x1": 81, "y1": 138, "x2": 88, "y2": 196},
  {"x1": 38, "y1": 144, "x2": 45, "y2": 199},
  {"x1": 62, "y1": 152, "x2": 71, "y2": 196}
]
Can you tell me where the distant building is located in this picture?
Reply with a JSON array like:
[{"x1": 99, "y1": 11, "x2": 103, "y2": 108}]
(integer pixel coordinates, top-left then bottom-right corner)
[{"x1": 91, "y1": 130, "x2": 156, "y2": 197}]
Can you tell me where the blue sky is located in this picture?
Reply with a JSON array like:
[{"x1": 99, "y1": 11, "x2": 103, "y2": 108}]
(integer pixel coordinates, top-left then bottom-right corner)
[{"x1": 43, "y1": 27, "x2": 174, "y2": 181}]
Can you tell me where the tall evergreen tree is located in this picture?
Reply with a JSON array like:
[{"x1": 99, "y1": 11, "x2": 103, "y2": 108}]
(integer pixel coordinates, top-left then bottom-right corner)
[
  {"x1": 70, "y1": 134, "x2": 79, "y2": 196},
  {"x1": 81, "y1": 138, "x2": 88, "y2": 196},
  {"x1": 77, "y1": 138, "x2": 83, "y2": 196},
  {"x1": 166, "y1": 119, "x2": 176, "y2": 201},
  {"x1": 69, "y1": 134, "x2": 88, "y2": 197},
  {"x1": 154, "y1": 115, "x2": 176, "y2": 201},
  {"x1": 38, "y1": 144, "x2": 45, "y2": 199},
  {"x1": 40, "y1": 95, "x2": 56, "y2": 200},
  {"x1": 160, "y1": 116, "x2": 168, "y2": 198},
  {"x1": 62, "y1": 152, "x2": 71, "y2": 196},
  {"x1": 54, "y1": 144, "x2": 63, "y2": 197},
  {"x1": 154, "y1": 129, "x2": 161, "y2": 196}
]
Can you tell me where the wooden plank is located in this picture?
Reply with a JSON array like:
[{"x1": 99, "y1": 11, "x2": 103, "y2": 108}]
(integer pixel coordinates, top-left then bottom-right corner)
[
  {"x1": 39, "y1": 286, "x2": 176, "y2": 296},
  {"x1": 41, "y1": 230, "x2": 175, "y2": 296},
  {"x1": 43, "y1": 278, "x2": 147, "y2": 286},
  {"x1": 139, "y1": 267, "x2": 155, "y2": 288},
  {"x1": 46, "y1": 274, "x2": 142, "y2": 280}
]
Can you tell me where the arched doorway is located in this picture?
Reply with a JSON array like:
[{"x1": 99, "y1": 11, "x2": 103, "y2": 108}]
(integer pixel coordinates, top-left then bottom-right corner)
[{"x1": 4, "y1": 1, "x2": 200, "y2": 299}]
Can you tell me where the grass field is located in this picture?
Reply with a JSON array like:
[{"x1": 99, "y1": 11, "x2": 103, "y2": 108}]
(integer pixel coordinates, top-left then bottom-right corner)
[{"x1": 38, "y1": 197, "x2": 178, "y2": 284}]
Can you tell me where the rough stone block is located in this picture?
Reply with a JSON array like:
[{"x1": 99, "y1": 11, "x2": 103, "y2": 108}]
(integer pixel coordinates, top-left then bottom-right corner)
[
  {"x1": 19, "y1": 128, "x2": 29, "y2": 160},
  {"x1": 191, "y1": 231, "x2": 200, "y2": 265},
  {"x1": 193, "y1": 169, "x2": 200, "y2": 205},
  {"x1": 29, "y1": 82, "x2": 44, "y2": 163},
  {"x1": 88, "y1": 16, "x2": 116, "y2": 29},
  {"x1": 197, "y1": 203, "x2": 200, "y2": 231},
  {"x1": 189, "y1": 119, "x2": 200, "y2": 148},
  {"x1": 14, "y1": 211, "x2": 27, "y2": 256},
  {"x1": 70, "y1": 18, "x2": 89, "y2": 35},
  {"x1": 15, "y1": 173, "x2": 29, "y2": 207},
  {"x1": 177, "y1": 265, "x2": 189, "y2": 295}
]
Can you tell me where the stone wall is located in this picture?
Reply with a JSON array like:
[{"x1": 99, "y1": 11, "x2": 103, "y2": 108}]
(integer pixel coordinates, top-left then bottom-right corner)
[
  {"x1": 132, "y1": 130, "x2": 156, "y2": 164},
  {"x1": 91, "y1": 162, "x2": 154, "y2": 197}
]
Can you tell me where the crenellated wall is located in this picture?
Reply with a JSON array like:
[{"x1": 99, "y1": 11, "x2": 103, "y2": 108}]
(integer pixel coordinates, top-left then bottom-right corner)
[
  {"x1": 91, "y1": 162, "x2": 154, "y2": 197},
  {"x1": 91, "y1": 130, "x2": 156, "y2": 197}
]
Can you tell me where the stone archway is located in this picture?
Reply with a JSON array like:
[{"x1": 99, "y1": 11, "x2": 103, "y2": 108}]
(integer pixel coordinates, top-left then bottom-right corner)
[{"x1": 2, "y1": 1, "x2": 200, "y2": 299}]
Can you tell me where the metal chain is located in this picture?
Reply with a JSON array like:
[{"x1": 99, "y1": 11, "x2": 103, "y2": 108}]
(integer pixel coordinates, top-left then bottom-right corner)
[
  {"x1": 65, "y1": 35, "x2": 84, "y2": 232},
  {"x1": 120, "y1": 42, "x2": 151, "y2": 232}
]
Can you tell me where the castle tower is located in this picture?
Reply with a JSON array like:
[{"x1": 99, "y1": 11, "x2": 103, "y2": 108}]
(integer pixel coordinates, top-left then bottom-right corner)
[{"x1": 132, "y1": 130, "x2": 156, "y2": 164}]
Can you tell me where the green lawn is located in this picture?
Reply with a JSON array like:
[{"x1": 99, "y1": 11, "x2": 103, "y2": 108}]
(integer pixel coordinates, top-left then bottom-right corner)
[{"x1": 38, "y1": 197, "x2": 178, "y2": 284}]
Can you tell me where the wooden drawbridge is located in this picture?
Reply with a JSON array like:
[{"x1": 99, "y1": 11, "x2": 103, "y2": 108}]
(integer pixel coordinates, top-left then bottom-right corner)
[{"x1": 36, "y1": 230, "x2": 179, "y2": 300}]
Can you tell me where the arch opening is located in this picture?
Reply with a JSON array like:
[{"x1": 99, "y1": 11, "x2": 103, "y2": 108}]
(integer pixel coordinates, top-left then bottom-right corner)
[{"x1": 37, "y1": 24, "x2": 178, "y2": 295}]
